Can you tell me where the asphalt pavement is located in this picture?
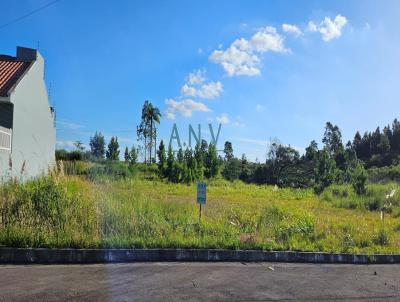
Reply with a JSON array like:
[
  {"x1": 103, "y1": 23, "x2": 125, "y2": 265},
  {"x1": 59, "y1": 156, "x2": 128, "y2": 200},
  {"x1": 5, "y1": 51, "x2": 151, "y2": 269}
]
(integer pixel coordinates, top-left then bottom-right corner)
[{"x1": 0, "y1": 262, "x2": 399, "y2": 301}]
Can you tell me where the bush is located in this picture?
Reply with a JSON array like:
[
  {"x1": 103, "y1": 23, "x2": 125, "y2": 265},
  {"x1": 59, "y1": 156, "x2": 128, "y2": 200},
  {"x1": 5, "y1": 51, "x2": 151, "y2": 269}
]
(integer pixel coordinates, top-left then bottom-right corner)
[
  {"x1": 314, "y1": 150, "x2": 338, "y2": 194},
  {"x1": 1, "y1": 177, "x2": 68, "y2": 228},
  {"x1": 321, "y1": 183, "x2": 400, "y2": 212},
  {"x1": 55, "y1": 149, "x2": 83, "y2": 161},
  {"x1": 0, "y1": 176, "x2": 99, "y2": 247},
  {"x1": 61, "y1": 160, "x2": 89, "y2": 175},
  {"x1": 350, "y1": 161, "x2": 367, "y2": 195},
  {"x1": 373, "y1": 228, "x2": 390, "y2": 246},
  {"x1": 86, "y1": 161, "x2": 136, "y2": 181},
  {"x1": 368, "y1": 164, "x2": 400, "y2": 183}
]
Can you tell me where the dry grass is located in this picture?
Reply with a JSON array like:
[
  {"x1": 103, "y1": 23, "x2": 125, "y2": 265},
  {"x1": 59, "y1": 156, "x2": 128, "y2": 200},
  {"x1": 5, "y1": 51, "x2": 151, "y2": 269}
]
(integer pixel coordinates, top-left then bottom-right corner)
[{"x1": 0, "y1": 175, "x2": 399, "y2": 253}]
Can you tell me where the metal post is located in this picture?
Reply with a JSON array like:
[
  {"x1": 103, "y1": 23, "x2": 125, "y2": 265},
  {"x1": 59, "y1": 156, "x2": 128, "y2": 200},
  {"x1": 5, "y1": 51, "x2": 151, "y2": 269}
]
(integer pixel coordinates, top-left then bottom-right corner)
[{"x1": 199, "y1": 204, "x2": 202, "y2": 221}]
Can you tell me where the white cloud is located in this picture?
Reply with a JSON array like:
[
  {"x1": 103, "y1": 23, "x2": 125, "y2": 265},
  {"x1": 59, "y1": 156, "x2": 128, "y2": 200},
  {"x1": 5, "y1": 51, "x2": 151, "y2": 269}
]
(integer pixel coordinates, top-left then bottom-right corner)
[
  {"x1": 307, "y1": 21, "x2": 318, "y2": 32},
  {"x1": 282, "y1": 24, "x2": 302, "y2": 36},
  {"x1": 180, "y1": 84, "x2": 198, "y2": 97},
  {"x1": 216, "y1": 113, "x2": 230, "y2": 124},
  {"x1": 255, "y1": 104, "x2": 264, "y2": 112},
  {"x1": 181, "y1": 81, "x2": 223, "y2": 99},
  {"x1": 199, "y1": 81, "x2": 223, "y2": 99},
  {"x1": 250, "y1": 26, "x2": 287, "y2": 53},
  {"x1": 56, "y1": 140, "x2": 88, "y2": 150},
  {"x1": 187, "y1": 69, "x2": 205, "y2": 85},
  {"x1": 210, "y1": 44, "x2": 260, "y2": 76},
  {"x1": 232, "y1": 116, "x2": 246, "y2": 127},
  {"x1": 181, "y1": 70, "x2": 223, "y2": 99},
  {"x1": 56, "y1": 140, "x2": 76, "y2": 149},
  {"x1": 236, "y1": 137, "x2": 271, "y2": 146},
  {"x1": 164, "y1": 98, "x2": 211, "y2": 119},
  {"x1": 308, "y1": 14, "x2": 348, "y2": 42},
  {"x1": 56, "y1": 119, "x2": 83, "y2": 130},
  {"x1": 209, "y1": 26, "x2": 287, "y2": 77}
]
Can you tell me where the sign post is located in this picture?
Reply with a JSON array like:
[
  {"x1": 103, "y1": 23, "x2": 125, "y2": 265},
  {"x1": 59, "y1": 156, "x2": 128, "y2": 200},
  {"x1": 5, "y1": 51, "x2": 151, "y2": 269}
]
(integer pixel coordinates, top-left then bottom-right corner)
[{"x1": 197, "y1": 182, "x2": 206, "y2": 220}]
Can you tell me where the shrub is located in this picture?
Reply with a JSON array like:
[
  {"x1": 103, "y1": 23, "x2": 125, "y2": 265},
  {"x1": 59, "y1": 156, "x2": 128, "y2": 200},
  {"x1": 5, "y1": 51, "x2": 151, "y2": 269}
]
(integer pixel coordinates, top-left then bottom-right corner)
[
  {"x1": 350, "y1": 161, "x2": 367, "y2": 195},
  {"x1": 365, "y1": 195, "x2": 384, "y2": 211},
  {"x1": 368, "y1": 164, "x2": 400, "y2": 183},
  {"x1": 314, "y1": 150, "x2": 338, "y2": 194},
  {"x1": 373, "y1": 228, "x2": 390, "y2": 246},
  {"x1": 55, "y1": 149, "x2": 83, "y2": 161},
  {"x1": 1, "y1": 177, "x2": 69, "y2": 228},
  {"x1": 61, "y1": 160, "x2": 89, "y2": 175},
  {"x1": 0, "y1": 176, "x2": 99, "y2": 247},
  {"x1": 86, "y1": 161, "x2": 136, "y2": 181}
]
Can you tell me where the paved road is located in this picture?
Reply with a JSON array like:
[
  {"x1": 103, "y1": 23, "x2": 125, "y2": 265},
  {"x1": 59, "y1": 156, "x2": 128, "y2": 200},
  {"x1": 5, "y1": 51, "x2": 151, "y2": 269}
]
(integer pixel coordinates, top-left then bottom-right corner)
[{"x1": 0, "y1": 262, "x2": 399, "y2": 301}]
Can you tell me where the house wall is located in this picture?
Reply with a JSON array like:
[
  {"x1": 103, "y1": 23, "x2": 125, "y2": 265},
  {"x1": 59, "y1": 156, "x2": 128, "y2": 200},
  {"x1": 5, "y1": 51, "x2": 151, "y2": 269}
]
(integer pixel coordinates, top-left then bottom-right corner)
[
  {"x1": 3, "y1": 52, "x2": 56, "y2": 179},
  {"x1": 0, "y1": 148, "x2": 11, "y2": 178},
  {"x1": 0, "y1": 102, "x2": 13, "y2": 177}
]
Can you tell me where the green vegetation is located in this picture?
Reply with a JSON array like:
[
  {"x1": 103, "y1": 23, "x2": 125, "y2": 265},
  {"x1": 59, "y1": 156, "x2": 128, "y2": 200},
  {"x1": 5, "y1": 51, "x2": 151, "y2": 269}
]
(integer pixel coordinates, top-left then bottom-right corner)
[
  {"x1": 26, "y1": 105, "x2": 400, "y2": 253},
  {"x1": 0, "y1": 166, "x2": 399, "y2": 253}
]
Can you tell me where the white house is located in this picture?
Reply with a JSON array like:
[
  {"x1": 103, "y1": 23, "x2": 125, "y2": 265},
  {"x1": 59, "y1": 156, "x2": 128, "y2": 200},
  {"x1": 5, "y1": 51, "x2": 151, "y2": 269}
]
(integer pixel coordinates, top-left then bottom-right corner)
[{"x1": 0, "y1": 46, "x2": 56, "y2": 179}]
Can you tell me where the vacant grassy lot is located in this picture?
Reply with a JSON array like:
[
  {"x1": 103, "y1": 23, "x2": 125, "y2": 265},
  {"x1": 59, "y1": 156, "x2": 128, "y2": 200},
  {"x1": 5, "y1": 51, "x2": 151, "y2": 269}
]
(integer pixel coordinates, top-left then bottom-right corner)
[{"x1": 0, "y1": 174, "x2": 399, "y2": 253}]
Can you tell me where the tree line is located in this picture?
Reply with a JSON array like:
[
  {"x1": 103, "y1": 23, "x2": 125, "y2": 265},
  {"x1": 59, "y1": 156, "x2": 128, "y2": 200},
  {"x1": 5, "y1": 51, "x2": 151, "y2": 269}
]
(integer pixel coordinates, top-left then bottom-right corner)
[
  {"x1": 56, "y1": 101, "x2": 400, "y2": 194},
  {"x1": 220, "y1": 120, "x2": 398, "y2": 194},
  {"x1": 156, "y1": 139, "x2": 220, "y2": 183}
]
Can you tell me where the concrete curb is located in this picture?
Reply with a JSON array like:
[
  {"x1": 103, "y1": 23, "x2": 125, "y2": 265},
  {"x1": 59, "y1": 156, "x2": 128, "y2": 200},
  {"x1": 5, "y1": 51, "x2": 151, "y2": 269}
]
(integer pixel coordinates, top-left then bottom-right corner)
[{"x1": 1, "y1": 248, "x2": 400, "y2": 264}]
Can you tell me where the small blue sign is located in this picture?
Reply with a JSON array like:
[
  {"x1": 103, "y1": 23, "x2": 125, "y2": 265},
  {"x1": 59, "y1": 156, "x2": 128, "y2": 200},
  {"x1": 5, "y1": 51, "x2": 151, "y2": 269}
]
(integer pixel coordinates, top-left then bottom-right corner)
[{"x1": 197, "y1": 182, "x2": 207, "y2": 204}]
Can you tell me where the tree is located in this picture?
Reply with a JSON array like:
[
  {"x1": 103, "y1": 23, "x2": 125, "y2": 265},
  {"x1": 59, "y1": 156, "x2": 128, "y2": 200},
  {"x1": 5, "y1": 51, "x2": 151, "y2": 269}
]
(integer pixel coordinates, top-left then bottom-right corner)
[
  {"x1": 137, "y1": 101, "x2": 161, "y2": 165},
  {"x1": 124, "y1": 146, "x2": 131, "y2": 163},
  {"x1": 266, "y1": 142, "x2": 300, "y2": 185},
  {"x1": 221, "y1": 141, "x2": 240, "y2": 181},
  {"x1": 74, "y1": 140, "x2": 85, "y2": 152},
  {"x1": 182, "y1": 148, "x2": 194, "y2": 183},
  {"x1": 194, "y1": 142, "x2": 205, "y2": 177},
  {"x1": 239, "y1": 154, "x2": 251, "y2": 182},
  {"x1": 177, "y1": 148, "x2": 184, "y2": 163},
  {"x1": 322, "y1": 122, "x2": 346, "y2": 170},
  {"x1": 350, "y1": 161, "x2": 368, "y2": 195},
  {"x1": 137, "y1": 101, "x2": 151, "y2": 164},
  {"x1": 223, "y1": 141, "x2": 234, "y2": 161},
  {"x1": 147, "y1": 103, "x2": 161, "y2": 164},
  {"x1": 222, "y1": 158, "x2": 241, "y2": 181},
  {"x1": 106, "y1": 137, "x2": 120, "y2": 160},
  {"x1": 166, "y1": 145, "x2": 174, "y2": 181},
  {"x1": 129, "y1": 145, "x2": 138, "y2": 165},
  {"x1": 89, "y1": 132, "x2": 105, "y2": 159},
  {"x1": 322, "y1": 122, "x2": 344, "y2": 158},
  {"x1": 305, "y1": 140, "x2": 318, "y2": 161},
  {"x1": 204, "y1": 143, "x2": 219, "y2": 178},
  {"x1": 343, "y1": 141, "x2": 358, "y2": 182},
  {"x1": 170, "y1": 161, "x2": 184, "y2": 183},
  {"x1": 390, "y1": 118, "x2": 400, "y2": 153},
  {"x1": 353, "y1": 131, "x2": 363, "y2": 160},
  {"x1": 314, "y1": 150, "x2": 337, "y2": 194},
  {"x1": 157, "y1": 140, "x2": 167, "y2": 177}
]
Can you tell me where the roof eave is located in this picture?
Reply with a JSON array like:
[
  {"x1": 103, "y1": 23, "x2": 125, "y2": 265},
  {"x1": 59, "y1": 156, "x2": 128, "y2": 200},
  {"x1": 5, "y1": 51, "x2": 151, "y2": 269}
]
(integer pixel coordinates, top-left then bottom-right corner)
[{"x1": 5, "y1": 61, "x2": 35, "y2": 99}]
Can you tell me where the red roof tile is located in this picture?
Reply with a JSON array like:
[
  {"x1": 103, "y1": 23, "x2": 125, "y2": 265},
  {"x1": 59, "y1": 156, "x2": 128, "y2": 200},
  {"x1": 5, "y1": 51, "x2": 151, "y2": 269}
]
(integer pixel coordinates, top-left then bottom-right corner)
[{"x1": 0, "y1": 58, "x2": 31, "y2": 97}]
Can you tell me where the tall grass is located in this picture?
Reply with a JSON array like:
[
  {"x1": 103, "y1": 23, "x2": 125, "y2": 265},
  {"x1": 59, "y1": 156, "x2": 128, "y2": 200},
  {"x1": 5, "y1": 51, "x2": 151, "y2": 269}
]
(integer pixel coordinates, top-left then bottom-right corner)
[
  {"x1": 0, "y1": 174, "x2": 399, "y2": 253},
  {"x1": 0, "y1": 176, "x2": 100, "y2": 247},
  {"x1": 321, "y1": 183, "x2": 400, "y2": 211}
]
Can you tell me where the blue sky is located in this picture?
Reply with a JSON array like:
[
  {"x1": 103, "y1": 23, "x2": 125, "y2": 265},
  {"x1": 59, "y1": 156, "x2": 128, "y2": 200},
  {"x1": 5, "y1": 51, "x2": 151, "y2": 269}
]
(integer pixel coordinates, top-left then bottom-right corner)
[{"x1": 1, "y1": 0, "x2": 400, "y2": 160}]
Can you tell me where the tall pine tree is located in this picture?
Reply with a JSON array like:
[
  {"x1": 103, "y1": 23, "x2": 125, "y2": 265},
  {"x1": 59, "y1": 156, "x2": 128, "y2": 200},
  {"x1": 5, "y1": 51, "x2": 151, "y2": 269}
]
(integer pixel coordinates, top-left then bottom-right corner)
[{"x1": 106, "y1": 137, "x2": 120, "y2": 161}]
